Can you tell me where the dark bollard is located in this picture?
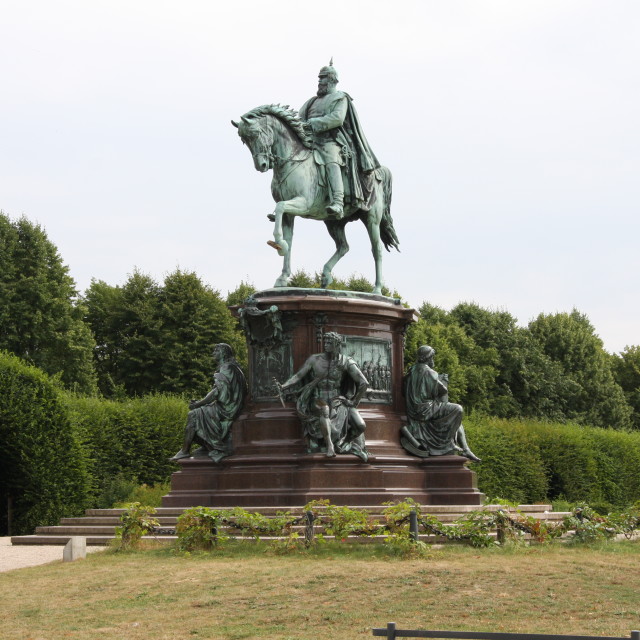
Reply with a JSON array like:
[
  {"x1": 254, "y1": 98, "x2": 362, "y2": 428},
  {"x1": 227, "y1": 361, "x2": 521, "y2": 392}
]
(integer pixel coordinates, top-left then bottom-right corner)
[
  {"x1": 304, "y1": 510, "x2": 315, "y2": 546},
  {"x1": 497, "y1": 521, "x2": 505, "y2": 544},
  {"x1": 409, "y1": 509, "x2": 419, "y2": 542}
]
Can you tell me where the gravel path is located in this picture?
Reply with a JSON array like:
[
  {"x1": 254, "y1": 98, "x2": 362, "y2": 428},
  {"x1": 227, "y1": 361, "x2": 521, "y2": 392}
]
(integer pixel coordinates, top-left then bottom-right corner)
[{"x1": 0, "y1": 537, "x2": 104, "y2": 573}]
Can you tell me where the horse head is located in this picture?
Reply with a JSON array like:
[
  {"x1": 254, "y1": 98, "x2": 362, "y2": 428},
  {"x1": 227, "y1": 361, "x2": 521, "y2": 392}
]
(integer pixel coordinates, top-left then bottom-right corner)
[
  {"x1": 232, "y1": 112, "x2": 274, "y2": 173},
  {"x1": 233, "y1": 105, "x2": 312, "y2": 173}
]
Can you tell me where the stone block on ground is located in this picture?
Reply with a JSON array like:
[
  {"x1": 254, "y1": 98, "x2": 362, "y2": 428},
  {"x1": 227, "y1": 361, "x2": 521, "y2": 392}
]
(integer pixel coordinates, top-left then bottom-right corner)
[{"x1": 63, "y1": 536, "x2": 86, "y2": 562}]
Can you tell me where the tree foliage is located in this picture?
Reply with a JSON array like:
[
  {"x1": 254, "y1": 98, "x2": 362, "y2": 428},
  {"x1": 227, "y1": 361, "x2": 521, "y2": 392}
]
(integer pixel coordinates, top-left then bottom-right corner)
[
  {"x1": 0, "y1": 212, "x2": 97, "y2": 394},
  {"x1": 408, "y1": 301, "x2": 634, "y2": 428},
  {"x1": 612, "y1": 346, "x2": 640, "y2": 429},
  {"x1": 528, "y1": 310, "x2": 632, "y2": 429},
  {"x1": 83, "y1": 269, "x2": 245, "y2": 397},
  {"x1": 286, "y1": 269, "x2": 398, "y2": 297},
  {"x1": 226, "y1": 280, "x2": 257, "y2": 307}
]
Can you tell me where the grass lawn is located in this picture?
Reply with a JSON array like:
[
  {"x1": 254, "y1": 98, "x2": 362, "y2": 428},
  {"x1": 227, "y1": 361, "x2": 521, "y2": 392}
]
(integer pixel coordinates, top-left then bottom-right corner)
[{"x1": 1, "y1": 541, "x2": 639, "y2": 640}]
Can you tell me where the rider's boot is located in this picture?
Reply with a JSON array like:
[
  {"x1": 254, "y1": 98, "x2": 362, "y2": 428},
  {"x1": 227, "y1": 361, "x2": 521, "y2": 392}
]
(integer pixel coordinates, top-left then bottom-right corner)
[{"x1": 326, "y1": 163, "x2": 344, "y2": 219}]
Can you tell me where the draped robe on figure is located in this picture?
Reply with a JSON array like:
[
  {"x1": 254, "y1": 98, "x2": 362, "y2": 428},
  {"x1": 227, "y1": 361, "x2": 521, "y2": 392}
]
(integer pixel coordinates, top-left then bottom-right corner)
[
  {"x1": 188, "y1": 362, "x2": 247, "y2": 455},
  {"x1": 404, "y1": 363, "x2": 463, "y2": 456}
]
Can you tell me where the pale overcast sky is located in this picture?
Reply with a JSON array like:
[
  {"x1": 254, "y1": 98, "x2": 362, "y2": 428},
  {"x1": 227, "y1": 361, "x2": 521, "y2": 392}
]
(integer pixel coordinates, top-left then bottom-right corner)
[{"x1": 1, "y1": 1, "x2": 638, "y2": 353}]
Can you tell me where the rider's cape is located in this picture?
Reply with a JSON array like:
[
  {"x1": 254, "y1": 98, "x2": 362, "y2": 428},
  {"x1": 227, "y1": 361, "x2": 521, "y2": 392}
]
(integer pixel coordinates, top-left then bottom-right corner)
[{"x1": 299, "y1": 91, "x2": 381, "y2": 210}]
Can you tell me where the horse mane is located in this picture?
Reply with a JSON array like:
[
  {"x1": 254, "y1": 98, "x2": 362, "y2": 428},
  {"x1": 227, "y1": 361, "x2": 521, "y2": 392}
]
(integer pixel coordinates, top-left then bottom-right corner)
[{"x1": 243, "y1": 104, "x2": 313, "y2": 149}]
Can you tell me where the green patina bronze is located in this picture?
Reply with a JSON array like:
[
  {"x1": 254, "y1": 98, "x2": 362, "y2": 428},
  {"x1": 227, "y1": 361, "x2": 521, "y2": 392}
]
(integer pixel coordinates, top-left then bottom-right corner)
[
  {"x1": 274, "y1": 331, "x2": 369, "y2": 461},
  {"x1": 237, "y1": 299, "x2": 294, "y2": 401},
  {"x1": 401, "y1": 345, "x2": 481, "y2": 462},
  {"x1": 170, "y1": 343, "x2": 247, "y2": 464},
  {"x1": 232, "y1": 61, "x2": 399, "y2": 295}
]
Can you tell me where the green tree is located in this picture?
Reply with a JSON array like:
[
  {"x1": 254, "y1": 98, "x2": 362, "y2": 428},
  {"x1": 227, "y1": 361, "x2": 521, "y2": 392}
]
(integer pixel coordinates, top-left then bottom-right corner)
[
  {"x1": 405, "y1": 303, "x2": 499, "y2": 414},
  {"x1": 612, "y1": 345, "x2": 640, "y2": 428},
  {"x1": 84, "y1": 271, "x2": 161, "y2": 397},
  {"x1": 448, "y1": 302, "x2": 575, "y2": 420},
  {"x1": 0, "y1": 212, "x2": 97, "y2": 394},
  {"x1": 528, "y1": 310, "x2": 632, "y2": 429},
  {"x1": 156, "y1": 270, "x2": 244, "y2": 395},
  {"x1": 226, "y1": 280, "x2": 257, "y2": 307},
  {"x1": 83, "y1": 269, "x2": 245, "y2": 397}
]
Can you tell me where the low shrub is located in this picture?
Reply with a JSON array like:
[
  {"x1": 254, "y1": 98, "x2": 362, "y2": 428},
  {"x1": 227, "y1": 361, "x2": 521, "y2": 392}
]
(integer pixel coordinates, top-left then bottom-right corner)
[
  {"x1": 114, "y1": 502, "x2": 159, "y2": 550},
  {"x1": 176, "y1": 507, "x2": 224, "y2": 552}
]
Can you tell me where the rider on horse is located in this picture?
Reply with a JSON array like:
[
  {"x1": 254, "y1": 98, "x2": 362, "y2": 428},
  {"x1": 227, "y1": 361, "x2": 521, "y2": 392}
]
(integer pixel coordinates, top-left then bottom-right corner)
[{"x1": 299, "y1": 60, "x2": 381, "y2": 219}]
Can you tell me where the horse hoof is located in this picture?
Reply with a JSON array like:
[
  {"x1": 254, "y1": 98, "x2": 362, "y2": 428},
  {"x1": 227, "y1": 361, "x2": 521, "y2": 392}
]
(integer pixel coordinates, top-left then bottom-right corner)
[
  {"x1": 267, "y1": 240, "x2": 282, "y2": 251},
  {"x1": 267, "y1": 214, "x2": 275, "y2": 222},
  {"x1": 321, "y1": 273, "x2": 333, "y2": 288}
]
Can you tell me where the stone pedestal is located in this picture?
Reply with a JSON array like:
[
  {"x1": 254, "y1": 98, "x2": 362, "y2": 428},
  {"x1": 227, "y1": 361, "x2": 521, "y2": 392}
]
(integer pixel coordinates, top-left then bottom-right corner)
[{"x1": 162, "y1": 289, "x2": 484, "y2": 508}]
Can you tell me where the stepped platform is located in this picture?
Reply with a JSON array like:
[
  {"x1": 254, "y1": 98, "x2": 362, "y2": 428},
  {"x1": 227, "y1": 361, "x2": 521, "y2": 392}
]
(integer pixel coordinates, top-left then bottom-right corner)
[{"x1": 11, "y1": 504, "x2": 568, "y2": 546}]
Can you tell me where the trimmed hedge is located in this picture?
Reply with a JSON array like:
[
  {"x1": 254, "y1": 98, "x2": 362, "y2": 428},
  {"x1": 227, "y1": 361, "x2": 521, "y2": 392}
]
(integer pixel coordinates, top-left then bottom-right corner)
[
  {"x1": 65, "y1": 394, "x2": 185, "y2": 507},
  {"x1": 465, "y1": 415, "x2": 640, "y2": 508},
  {"x1": 0, "y1": 352, "x2": 88, "y2": 535}
]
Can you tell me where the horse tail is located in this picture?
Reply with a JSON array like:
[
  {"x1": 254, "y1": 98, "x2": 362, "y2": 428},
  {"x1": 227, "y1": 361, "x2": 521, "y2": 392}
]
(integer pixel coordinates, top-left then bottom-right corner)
[{"x1": 378, "y1": 166, "x2": 400, "y2": 252}]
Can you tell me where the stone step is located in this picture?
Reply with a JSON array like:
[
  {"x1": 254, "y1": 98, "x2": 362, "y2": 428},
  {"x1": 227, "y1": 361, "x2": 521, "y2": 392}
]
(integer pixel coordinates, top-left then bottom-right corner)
[
  {"x1": 59, "y1": 516, "x2": 178, "y2": 525},
  {"x1": 11, "y1": 534, "x2": 176, "y2": 546},
  {"x1": 12, "y1": 504, "x2": 568, "y2": 546},
  {"x1": 11, "y1": 531, "x2": 502, "y2": 546},
  {"x1": 58, "y1": 509, "x2": 564, "y2": 528},
  {"x1": 82, "y1": 504, "x2": 552, "y2": 517}
]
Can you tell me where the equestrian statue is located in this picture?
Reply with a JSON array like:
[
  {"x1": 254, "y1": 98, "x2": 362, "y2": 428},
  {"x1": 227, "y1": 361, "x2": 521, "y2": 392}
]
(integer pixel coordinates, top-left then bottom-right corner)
[{"x1": 232, "y1": 61, "x2": 399, "y2": 295}]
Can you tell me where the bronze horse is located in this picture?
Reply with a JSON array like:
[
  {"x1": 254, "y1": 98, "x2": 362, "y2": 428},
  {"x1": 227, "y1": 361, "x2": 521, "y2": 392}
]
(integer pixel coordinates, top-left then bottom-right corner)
[{"x1": 233, "y1": 105, "x2": 398, "y2": 294}]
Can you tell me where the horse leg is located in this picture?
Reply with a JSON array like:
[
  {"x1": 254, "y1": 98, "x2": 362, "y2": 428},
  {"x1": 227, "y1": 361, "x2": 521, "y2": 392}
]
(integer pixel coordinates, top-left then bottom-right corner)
[
  {"x1": 274, "y1": 214, "x2": 295, "y2": 288},
  {"x1": 271, "y1": 196, "x2": 308, "y2": 256},
  {"x1": 271, "y1": 202, "x2": 289, "y2": 257},
  {"x1": 321, "y1": 219, "x2": 350, "y2": 288},
  {"x1": 364, "y1": 213, "x2": 384, "y2": 294}
]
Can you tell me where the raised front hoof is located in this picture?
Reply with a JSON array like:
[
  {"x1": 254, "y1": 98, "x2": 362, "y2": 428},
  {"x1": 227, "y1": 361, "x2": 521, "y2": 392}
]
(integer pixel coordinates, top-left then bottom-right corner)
[
  {"x1": 267, "y1": 239, "x2": 287, "y2": 256},
  {"x1": 267, "y1": 213, "x2": 276, "y2": 222}
]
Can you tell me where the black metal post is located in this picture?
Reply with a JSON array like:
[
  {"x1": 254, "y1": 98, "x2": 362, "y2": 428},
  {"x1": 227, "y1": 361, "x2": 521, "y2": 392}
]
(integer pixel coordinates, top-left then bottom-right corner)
[
  {"x1": 305, "y1": 510, "x2": 315, "y2": 546},
  {"x1": 410, "y1": 509, "x2": 419, "y2": 543}
]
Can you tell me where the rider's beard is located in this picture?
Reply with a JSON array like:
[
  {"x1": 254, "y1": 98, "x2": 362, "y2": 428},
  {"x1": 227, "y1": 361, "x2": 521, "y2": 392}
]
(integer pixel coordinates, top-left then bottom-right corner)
[{"x1": 316, "y1": 85, "x2": 328, "y2": 97}]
